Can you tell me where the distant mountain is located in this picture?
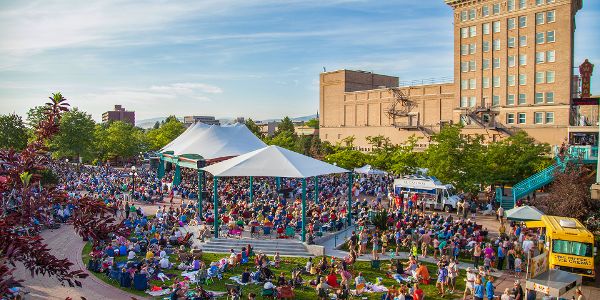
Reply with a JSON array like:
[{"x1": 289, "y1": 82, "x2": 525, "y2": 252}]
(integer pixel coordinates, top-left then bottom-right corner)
[
  {"x1": 136, "y1": 114, "x2": 317, "y2": 128},
  {"x1": 261, "y1": 114, "x2": 317, "y2": 123},
  {"x1": 136, "y1": 117, "x2": 183, "y2": 129}
]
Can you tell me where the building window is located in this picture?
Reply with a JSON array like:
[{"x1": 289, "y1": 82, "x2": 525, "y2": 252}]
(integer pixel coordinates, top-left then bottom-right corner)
[
  {"x1": 536, "y1": 51, "x2": 546, "y2": 64},
  {"x1": 460, "y1": 96, "x2": 468, "y2": 107},
  {"x1": 493, "y1": 39, "x2": 500, "y2": 51},
  {"x1": 469, "y1": 43, "x2": 476, "y2": 54},
  {"x1": 518, "y1": 113, "x2": 526, "y2": 124},
  {"x1": 508, "y1": 18, "x2": 516, "y2": 30},
  {"x1": 493, "y1": 21, "x2": 501, "y2": 33},
  {"x1": 461, "y1": 79, "x2": 468, "y2": 90},
  {"x1": 493, "y1": 58, "x2": 500, "y2": 69},
  {"x1": 483, "y1": 41, "x2": 490, "y2": 52},
  {"x1": 535, "y1": 92, "x2": 544, "y2": 103},
  {"x1": 518, "y1": 93, "x2": 527, "y2": 104},
  {"x1": 469, "y1": 9, "x2": 476, "y2": 20},
  {"x1": 519, "y1": 54, "x2": 527, "y2": 66},
  {"x1": 534, "y1": 112, "x2": 543, "y2": 124},
  {"x1": 507, "y1": 113, "x2": 515, "y2": 124},
  {"x1": 546, "y1": 112, "x2": 554, "y2": 123},
  {"x1": 493, "y1": 95, "x2": 500, "y2": 106},
  {"x1": 508, "y1": 74, "x2": 516, "y2": 86},
  {"x1": 519, "y1": 74, "x2": 527, "y2": 85},
  {"x1": 470, "y1": 26, "x2": 477, "y2": 37},
  {"x1": 482, "y1": 5, "x2": 490, "y2": 17},
  {"x1": 519, "y1": 0, "x2": 527, "y2": 9},
  {"x1": 547, "y1": 10, "x2": 555, "y2": 23},
  {"x1": 493, "y1": 3, "x2": 500, "y2": 15},
  {"x1": 483, "y1": 77, "x2": 490, "y2": 88},
  {"x1": 507, "y1": 94, "x2": 515, "y2": 105},
  {"x1": 546, "y1": 71, "x2": 555, "y2": 83},
  {"x1": 508, "y1": 37, "x2": 516, "y2": 48},
  {"x1": 536, "y1": 72, "x2": 545, "y2": 84},
  {"x1": 469, "y1": 96, "x2": 476, "y2": 107},
  {"x1": 483, "y1": 23, "x2": 490, "y2": 35},
  {"x1": 483, "y1": 59, "x2": 490, "y2": 70},
  {"x1": 508, "y1": 0, "x2": 515, "y2": 11},
  {"x1": 546, "y1": 92, "x2": 554, "y2": 103},
  {"x1": 508, "y1": 56, "x2": 516, "y2": 67},
  {"x1": 469, "y1": 60, "x2": 476, "y2": 71},
  {"x1": 461, "y1": 45, "x2": 468, "y2": 55},
  {"x1": 461, "y1": 28, "x2": 468, "y2": 38},
  {"x1": 536, "y1": 12, "x2": 545, "y2": 25},
  {"x1": 547, "y1": 50, "x2": 556, "y2": 62},
  {"x1": 519, "y1": 16, "x2": 527, "y2": 28},
  {"x1": 536, "y1": 0, "x2": 544, "y2": 5},
  {"x1": 547, "y1": 30, "x2": 555, "y2": 42},
  {"x1": 461, "y1": 11, "x2": 468, "y2": 21},
  {"x1": 469, "y1": 78, "x2": 476, "y2": 89},
  {"x1": 493, "y1": 76, "x2": 501, "y2": 87},
  {"x1": 461, "y1": 62, "x2": 469, "y2": 72},
  {"x1": 519, "y1": 35, "x2": 527, "y2": 47},
  {"x1": 536, "y1": 32, "x2": 545, "y2": 44}
]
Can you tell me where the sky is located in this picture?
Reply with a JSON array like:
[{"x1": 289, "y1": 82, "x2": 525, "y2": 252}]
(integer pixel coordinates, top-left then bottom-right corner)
[{"x1": 0, "y1": 0, "x2": 599, "y2": 122}]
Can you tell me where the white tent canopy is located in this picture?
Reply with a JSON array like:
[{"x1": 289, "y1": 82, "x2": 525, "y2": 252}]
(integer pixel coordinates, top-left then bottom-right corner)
[
  {"x1": 354, "y1": 164, "x2": 387, "y2": 175},
  {"x1": 160, "y1": 123, "x2": 266, "y2": 160},
  {"x1": 202, "y1": 145, "x2": 349, "y2": 178},
  {"x1": 506, "y1": 205, "x2": 544, "y2": 221}
]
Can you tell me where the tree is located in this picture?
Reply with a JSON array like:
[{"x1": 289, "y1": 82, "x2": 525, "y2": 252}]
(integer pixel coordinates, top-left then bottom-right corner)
[
  {"x1": 245, "y1": 118, "x2": 264, "y2": 139},
  {"x1": 50, "y1": 107, "x2": 96, "y2": 161},
  {"x1": 340, "y1": 135, "x2": 356, "y2": 149},
  {"x1": 388, "y1": 135, "x2": 424, "y2": 175},
  {"x1": 26, "y1": 105, "x2": 49, "y2": 129},
  {"x1": 0, "y1": 93, "x2": 127, "y2": 294},
  {"x1": 95, "y1": 121, "x2": 145, "y2": 161},
  {"x1": 0, "y1": 114, "x2": 28, "y2": 151},
  {"x1": 531, "y1": 162, "x2": 596, "y2": 220},
  {"x1": 305, "y1": 118, "x2": 319, "y2": 129},
  {"x1": 153, "y1": 121, "x2": 160, "y2": 129},
  {"x1": 268, "y1": 130, "x2": 297, "y2": 151},
  {"x1": 324, "y1": 149, "x2": 370, "y2": 169},
  {"x1": 145, "y1": 117, "x2": 185, "y2": 150},
  {"x1": 276, "y1": 116, "x2": 295, "y2": 135}
]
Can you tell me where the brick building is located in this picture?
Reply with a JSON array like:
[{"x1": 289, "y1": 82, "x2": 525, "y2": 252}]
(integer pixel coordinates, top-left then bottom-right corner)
[{"x1": 102, "y1": 105, "x2": 135, "y2": 125}]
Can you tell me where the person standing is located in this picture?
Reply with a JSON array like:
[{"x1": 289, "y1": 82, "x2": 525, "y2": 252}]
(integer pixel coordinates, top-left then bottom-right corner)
[
  {"x1": 474, "y1": 278, "x2": 485, "y2": 300},
  {"x1": 497, "y1": 246, "x2": 505, "y2": 271},
  {"x1": 497, "y1": 206, "x2": 504, "y2": 222},
  {"x1": 473, "y1": 243, "x2": 482, "y2": 268},
  {"x1": 485, "y1": 276, "x2": 495, "y2": 300}
]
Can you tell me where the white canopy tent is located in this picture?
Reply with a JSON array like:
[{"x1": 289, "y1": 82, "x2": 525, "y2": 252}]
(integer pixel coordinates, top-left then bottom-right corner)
[
  {"x1": 506, "y1": 205, "x2": 544, "y2": 221},
  {"x1": 202, "y1": 145, "x2": 348, "y2": 178},
  {"x1": 202, "y1": 145, "x2": 350, "y2": 241},
  {"x1": 161, "y1": 123, "x2": 266, "y2": 160},
  {"x1": 353, "y1": 164, "x2": 387, "y2": 175}
]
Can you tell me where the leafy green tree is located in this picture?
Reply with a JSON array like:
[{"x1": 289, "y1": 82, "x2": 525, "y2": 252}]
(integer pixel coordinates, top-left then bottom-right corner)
[
  {"x1": 484, "y1": 131, "x2": 551, "y2": 186},
  {"x1": 145, "y1": 117, "x2": 186, "y2": 150},
  {"x1": 50, "y1": 108, "x2": 96, "y2": 161},
  {"x1": 305, "y1": 118, "x2": 319, "y2": 129},
  {"x1": 245, "y1": 118, "x2": 264, "y2": 139},
  {"x1": 164, "y1": 115, "x2": 178, "y2": 124},
  {"x1": 268, "y1": 130, "x2": 296, "y2": 151},
  {"x1": 388, "y1": 135, "x2": 424, "y2": 175},
  {"x1": 95, "y1": 121, "x2": 145, "y2": 161},
  {"x1": 339, "y1": 135, "x2": 356, "y2": 149},
  {"x1": 276, "y1": 116, "x2": 295, "y2": 135},
  {"x1": 324, "y1": 149, "x2": 370, "y2": 170},
  {"x1": 0, "y1": 114, "x2": 28, "y2": 150},
  {"x1": 26, "y1": 106, "x2": 49, "y2": 129},
  {"x1": 153, "y1": 121, "x2": 160, "y2": 129}
]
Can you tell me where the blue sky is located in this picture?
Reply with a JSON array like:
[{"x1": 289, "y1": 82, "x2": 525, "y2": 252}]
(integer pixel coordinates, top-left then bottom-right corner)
[{"x1": 0, "y1": 0, "x2": 599, "y2": 122}]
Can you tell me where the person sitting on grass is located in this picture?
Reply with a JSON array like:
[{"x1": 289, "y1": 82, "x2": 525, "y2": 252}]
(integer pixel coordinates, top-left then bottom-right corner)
[
  {"x1": 413, "y1": 283, "x2": 424, "y2": 300},
  {"x1": 414, "y1": 262, "x2": 430, "y2": 284},
  {"x1": 326, "y1": 269, "x2": 339, "y2": 288}
]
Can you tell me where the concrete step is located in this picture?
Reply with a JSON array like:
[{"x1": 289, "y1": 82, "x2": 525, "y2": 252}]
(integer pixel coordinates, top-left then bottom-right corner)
[{"x1": 201, "y1": 238, "x2": 312, "y2": 257}]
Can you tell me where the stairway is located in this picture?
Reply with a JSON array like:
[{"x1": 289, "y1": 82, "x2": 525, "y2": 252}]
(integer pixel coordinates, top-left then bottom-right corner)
[
  {"x1": 200, "y1": 238, "x2": 313, "y2": 257},
  {"x1": 509, "y1": 163, "x2": 560, "y2": 209}
]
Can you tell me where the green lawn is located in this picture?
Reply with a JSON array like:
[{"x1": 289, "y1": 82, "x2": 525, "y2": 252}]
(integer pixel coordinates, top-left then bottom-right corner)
[{"x1": 82, "y1": 243, "x2": 467, "y2": 299}]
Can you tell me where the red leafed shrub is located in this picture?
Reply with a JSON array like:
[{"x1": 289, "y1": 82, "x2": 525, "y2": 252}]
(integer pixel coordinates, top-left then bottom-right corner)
[{"x1": 0, "y1": 93, "x2": 127, "y2": 294}]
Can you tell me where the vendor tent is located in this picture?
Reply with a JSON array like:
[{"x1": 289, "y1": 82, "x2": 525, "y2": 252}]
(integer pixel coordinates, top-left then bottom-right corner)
[
  {"x1": 526, "y1": 269, "x2": 582, "y2": 297},
  {"x1": 353, "y1": 164, "x2": 387, "y2": 175},
  {"x1": 202, "y1": 145, "x2": 350, "y2": 241},
  {"x1": 506, "y1": 205, "x2": 544, "y2": 221}
]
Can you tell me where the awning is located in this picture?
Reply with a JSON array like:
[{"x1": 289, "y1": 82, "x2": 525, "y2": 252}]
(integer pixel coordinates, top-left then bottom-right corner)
[
  {"x1": 526, "y1": 269, "x2": 582, "y2": 297},
  {"x1": 506, "y1": 205, "x2": 545, "y2": 221}
]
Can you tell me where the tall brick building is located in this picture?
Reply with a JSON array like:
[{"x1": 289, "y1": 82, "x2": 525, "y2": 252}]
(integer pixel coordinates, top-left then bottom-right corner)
[
  {"x1": 319, "y1": 0, "x2": 596, "y2": 150},
  {"x1": 102, "y1": 105, "x2": 135, "y2": 126}
]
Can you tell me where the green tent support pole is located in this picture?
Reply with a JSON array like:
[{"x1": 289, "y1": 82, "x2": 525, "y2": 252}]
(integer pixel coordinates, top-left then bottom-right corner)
[
  {"x1": 158, "y1": 157, "x2": 165, "y2": 179},
  {"x1": 197, "y1": 169, "x2": 203, "y2": 215},
  {"x1": 276, "y1": 177, "x2": 281, "y2": 191},
  {"x1": 302, "y1": 178, "x2": 307, "y2": 242},
  {"x1": 213, "y1": 176, "x2": 219, "y2": 238},
  {"x1": 347, "y1": 172, "x2": 353, "y2": 226},
  {"x1": 314, "y1": 176, "x2": 319, "y2": 204},
  {"x1": 249, "y1": 176, "x2": 254, "y2": 204},
  {"x1": 174, "y1": 163, "x2": 181, "y2": 186}
]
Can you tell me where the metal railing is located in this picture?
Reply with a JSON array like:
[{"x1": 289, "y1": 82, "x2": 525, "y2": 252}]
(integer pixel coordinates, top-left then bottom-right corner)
[{"x1": 398, "y1": 76, "x2": 453, "y2": 87}]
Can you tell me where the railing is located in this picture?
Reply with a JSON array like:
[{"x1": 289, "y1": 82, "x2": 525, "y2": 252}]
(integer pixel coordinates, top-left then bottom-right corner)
[
  {"x1": 512, "y1": 164, "x2": 558, "y2": 202},
  {"x1": 553, "y1": 145, "x2": 598, "y2": 162},
  {"x1": 398, "y1": 76, "x2": 453, "y2": 87}
]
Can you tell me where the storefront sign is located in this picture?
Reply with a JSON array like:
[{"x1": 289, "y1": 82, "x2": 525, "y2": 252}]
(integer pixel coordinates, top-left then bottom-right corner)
[
  {"x1": 579, "y1": 59, "x2": 594, "y2": 98},
  {"x1": 529, "y1": 252, "x2": 549, "y2": 278}
]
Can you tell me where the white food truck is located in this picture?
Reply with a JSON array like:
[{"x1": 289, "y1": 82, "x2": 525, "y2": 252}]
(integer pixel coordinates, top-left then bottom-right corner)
[{"x1": 393, "y1": 175, "x2": 461, "y2": 212}]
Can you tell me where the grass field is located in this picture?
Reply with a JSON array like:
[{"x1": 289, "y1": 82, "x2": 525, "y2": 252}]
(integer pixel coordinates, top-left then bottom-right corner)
[{"x1": 82, "y1": 243, "x2": 467, "y2": 299}]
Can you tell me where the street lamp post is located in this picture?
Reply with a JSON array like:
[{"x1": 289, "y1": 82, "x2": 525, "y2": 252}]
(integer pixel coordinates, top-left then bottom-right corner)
[{"x1": 129, "y1": 166, "x2": 138, "y2": 199}]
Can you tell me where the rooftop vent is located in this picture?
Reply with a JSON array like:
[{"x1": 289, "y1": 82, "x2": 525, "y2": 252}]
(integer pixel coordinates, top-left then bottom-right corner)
[{"x1": 559, "y1": 219, "x2": 577, "y2": 228}]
